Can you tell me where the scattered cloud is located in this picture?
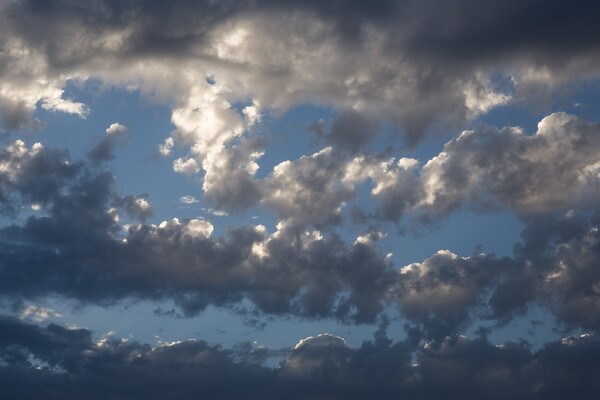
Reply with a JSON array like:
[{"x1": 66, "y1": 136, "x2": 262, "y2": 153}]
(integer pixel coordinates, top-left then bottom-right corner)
[
  {"x1": 0, "y1": 1, "x2": 599, "y2": 397},
  {"x1": 180, "y1": 195, "x2": 199, "y2": 204}
]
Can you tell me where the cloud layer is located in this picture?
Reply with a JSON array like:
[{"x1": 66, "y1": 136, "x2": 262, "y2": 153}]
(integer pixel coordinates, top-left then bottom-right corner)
[{"x1": 1, "y1": 315, "x2": 599, "y2": 400}]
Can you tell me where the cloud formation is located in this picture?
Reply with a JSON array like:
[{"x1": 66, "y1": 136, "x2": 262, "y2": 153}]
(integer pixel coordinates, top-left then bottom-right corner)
[
  {"x1": 0, "y1": 138, "x2": 599, "y2": 334},
  {"x1": 1, "y1": 1, "x2": 600, "y2": 397},
  {"x1": 1, "y1": 315, "x2": 599, "y2": 400},
  {"x1": 2, "y1": 0, "x2": 600, "y2": 205}
]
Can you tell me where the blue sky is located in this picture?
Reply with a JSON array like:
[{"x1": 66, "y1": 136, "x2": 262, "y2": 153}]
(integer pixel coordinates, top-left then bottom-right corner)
[{"x1": 1, "y1": 1, "x2": 600, "y2": 398}]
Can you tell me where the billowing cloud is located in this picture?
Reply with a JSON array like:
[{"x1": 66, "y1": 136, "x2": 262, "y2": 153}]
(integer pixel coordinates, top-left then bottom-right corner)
[
  {"x1": 420, "y1": 113, "x2": 600, "y2": 216},
  {"x1": 105, "y1": 122, "x2": 127, "y2": 135},
  {"x1": 1, "y1": 136, "x2": 600, "y2": 336},
  {"x1": 0, "y1": 1, "x2": 599, "y2": 397},
  {"x1": 1, "y1": 315, "x2": 599, "y2": 399},
  {"x1": 1, "y1": 0, "x2": 599, "y2": 205}
]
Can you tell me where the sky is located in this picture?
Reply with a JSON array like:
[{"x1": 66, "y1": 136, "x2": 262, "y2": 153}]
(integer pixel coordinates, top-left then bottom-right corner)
[{"x1": 1, "y1": 0, "x2": 600, "y2": 398}]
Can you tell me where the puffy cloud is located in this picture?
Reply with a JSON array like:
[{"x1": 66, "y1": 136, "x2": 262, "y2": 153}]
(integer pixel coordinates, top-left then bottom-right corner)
[
  {"x1": 0, "y1": 141, "x2": 395, "y2": 322},
  {"x1": 420, "y1": 113, "x2": 600, "y2": 216},
  {"x1": 105, "y1": 122, "x2": 127, "y2": 135},
  {"x1": 1, "y1": 0, "x2": 598, "y2": 200},
  {"x1": 396, "y1": 251, "x2": 498, "y2": 337},
  {"x1": 512, "y1": 212, "x2": 600, "y2": 331},
  {"x1": 343, "y1": 154, "x2": 420, "y2": 221},
  {"x1": 1, "y1": 138, "x2": 599, "y2": 331},
  {"x1": 2, "y1": 135, "x2": 600, "y2": 339},
  {"x1": 0, "y1": 140, "x2": 81, "y2": 213},
  {"x1": 1, "y1": 315, "x2": 600, "y2": 399},
  {"x1": 201, "y1": 145, "x2": 263, "y2": 211},
  {"x1": 172, "y1": 157, "x2": 200, "y2": 174},
  {"x1": 263, "y1": 147, "x2": 353, "y2": 227},
  {"x1": 117, "y1": 195, "x2": 153, "y2": 221}
]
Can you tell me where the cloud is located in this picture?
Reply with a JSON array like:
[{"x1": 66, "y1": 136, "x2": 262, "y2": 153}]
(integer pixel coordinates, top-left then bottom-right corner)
[
  {"x1": 0, "y1": 140, "x2": 394, "y2": 322},
  {"x1": 0, "y1": 0, "x2": 598, "y2": 200},
  {"x1": 19, "y1": 305, "x2": 62, "y2": 322},
  {"x1": 1, "y1": 315, "x2": 600, "y2": 399},
  {"x1": 2, "y1": 139, "x2": 600, "y2": 331},
  {"x1": 180, "y1": 195, "x2": 199, "y2": 204},
  {"x1": 105, "y1": 122, "x2": 127, "y2": 135},
  {"x1": 419, "y1": 112, "x2": 600, "y2": 216},
  {"x1": 0, "y1": 140, "x2": 81, "y2": 214},
  {"x1": 310, "y1": 111, "x2": 379, "y2": 153},
  {"x1": 263, "y1": 147, "x2": 353, "y2": 227},
  {"x1": 89, "y1": 123, "x2": 129, "y2": 163}
]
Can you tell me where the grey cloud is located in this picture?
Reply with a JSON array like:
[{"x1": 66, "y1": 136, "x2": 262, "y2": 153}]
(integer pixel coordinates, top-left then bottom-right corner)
[
  {"x1": 395, "y1": 251, "x2": 502, "y2": 338},
  {"x1": 263, "y1": 147, "x2": 353, "y2": 227},
  {"x1": 3, "y1": 0, "x2": 600, "y2": 223},
  {"x1": 311, "y1": 110, "x2": 379, "y2": 153},
  {"x1": 1, "y1": 139, "x2": 599, "y2": 335},
  {"x1": 0, "y1": 141, "x2": 394, "y2": 323},
  {"x1": 523, "y1": 213, "x2": 600, "y2": 331},
  {"x1": 116, "y1": 195, "x2": 153, "y2": 221},
  {"x1": 244, "y1": 112, "x2": 600, "y2": 227},
  {"x1": 0, "y1": 96, "x2": 32, "y2": 132},
  {"x1": 0, "y1": 140, "x2": 82, "y2": 213},
  {"x1": 2, "y1": 316, "x2": 600, "y2": 399},
  {"x1": 420, "y1": 113, "x2": 600, "y2": 217},
  {"x1": 2, "y1": 0, "x2": 599, "y2": 141},
  {"x1": 88, "y1": 122, "x2": 129, "y2": 163},
  {"x1": 202, "y1": 144, "x2": 263, "y2": 212}
]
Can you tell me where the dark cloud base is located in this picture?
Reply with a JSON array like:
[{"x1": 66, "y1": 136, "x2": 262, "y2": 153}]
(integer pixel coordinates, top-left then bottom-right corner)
[{"x1": 1, "y1": 315, "x2": 599, "y2": 400}]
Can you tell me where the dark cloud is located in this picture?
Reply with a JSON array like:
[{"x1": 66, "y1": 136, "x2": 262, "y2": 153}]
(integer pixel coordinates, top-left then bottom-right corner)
[
  {"x1": 1, "y1": 316, "x2": 599, "y2": 399},
  {"x1": 0, "y1": 141, "x2": 395, "y2": 323},
  {"x1": 0, "y1": 140, "x2": 82, "y2": 214},
  {"x1": 2, "y1": 139, "x2": 600, "y2": 333},
  {"x1": 2, "y1": 0, "x2": 599, "y2": 140},
  {"x1": 311, "y1": 110, "x2": 379, "y2": 153}
]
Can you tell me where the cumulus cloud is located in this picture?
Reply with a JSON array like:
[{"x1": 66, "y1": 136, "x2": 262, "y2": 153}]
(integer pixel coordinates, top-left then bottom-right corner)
[
  {"x1": 0, "y1": 141, "x2": 395, "y2": 322},
  {"x1": 2, "y1": 139, "x2": 600, "y2": 331},
  {"x1": 1, "y1": 2, "x2": 600, "y2": 396},
  {"x1": 0, "y1": 0, "x2": 599, "y2": 209},
  {"x1": 263, "y1": 147, "x2": 353, "y2": 227},
  {"x1": 105, "y1": 122, "x2": 127, "y2": 135},
  {"x1": 152, "y1": 111, "x2": 600, "y2": 226},
  {"x1": 419, "y1": 112, "x2": 600, "y2": 216},
  {"x1": 1, "y1": 315, "x2": 599, "y2": 399}
]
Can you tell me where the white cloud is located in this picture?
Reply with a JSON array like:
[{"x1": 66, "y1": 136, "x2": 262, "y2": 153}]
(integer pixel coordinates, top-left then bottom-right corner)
[
  {"x1": 159, "y1": 137, "x2": 174, "y2": 156},
  {"x1": 180, "y1": 195, "x2": 199, "y2": 204},
  {"x1": 173, "y1": 157, "x2": 200, "y2": 174},
  {"x1": 106, "y1": 122, "x2": 128, "y2": 135},
  {"x1": 184, "y1": 219, "x2": 214, "y2": 238}
]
